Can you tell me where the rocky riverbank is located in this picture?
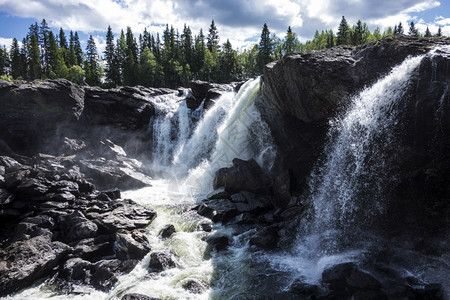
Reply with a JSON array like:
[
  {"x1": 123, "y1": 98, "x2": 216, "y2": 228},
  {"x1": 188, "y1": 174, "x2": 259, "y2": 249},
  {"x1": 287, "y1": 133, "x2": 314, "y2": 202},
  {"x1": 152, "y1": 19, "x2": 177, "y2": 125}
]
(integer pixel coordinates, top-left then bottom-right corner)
[{"x1": 0, "y1": 79, "x2": 228, "y2": 297}]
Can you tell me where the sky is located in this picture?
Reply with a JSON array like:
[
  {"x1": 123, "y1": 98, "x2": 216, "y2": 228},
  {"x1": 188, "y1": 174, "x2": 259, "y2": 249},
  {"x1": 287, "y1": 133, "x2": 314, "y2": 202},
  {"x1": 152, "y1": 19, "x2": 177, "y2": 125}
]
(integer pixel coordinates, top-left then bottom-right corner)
[{"x1": 0, "y1": 0, "x2": 449, "y2": 54}]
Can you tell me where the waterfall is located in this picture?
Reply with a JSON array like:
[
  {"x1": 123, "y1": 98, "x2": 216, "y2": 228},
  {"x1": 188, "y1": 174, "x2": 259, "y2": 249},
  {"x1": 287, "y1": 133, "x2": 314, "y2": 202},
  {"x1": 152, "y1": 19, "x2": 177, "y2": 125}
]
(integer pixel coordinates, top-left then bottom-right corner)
[
  {"x1": 150, "y1": 77, "x2": 276, "y2": 196},
  {"x1": 268, "y1": 54, "x2": 427, "y2": 284},
  {"x1": 307, "y1": 54, "x2": 425, "y2": 236}
]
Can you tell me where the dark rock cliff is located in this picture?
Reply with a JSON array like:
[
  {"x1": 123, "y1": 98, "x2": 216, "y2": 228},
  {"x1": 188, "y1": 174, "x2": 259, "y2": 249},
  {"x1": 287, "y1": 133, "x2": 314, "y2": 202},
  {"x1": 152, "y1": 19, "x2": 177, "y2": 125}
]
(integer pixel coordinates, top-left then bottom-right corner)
[{"x1": 259, "y1": 35, "x2": 450, "y2": 233}]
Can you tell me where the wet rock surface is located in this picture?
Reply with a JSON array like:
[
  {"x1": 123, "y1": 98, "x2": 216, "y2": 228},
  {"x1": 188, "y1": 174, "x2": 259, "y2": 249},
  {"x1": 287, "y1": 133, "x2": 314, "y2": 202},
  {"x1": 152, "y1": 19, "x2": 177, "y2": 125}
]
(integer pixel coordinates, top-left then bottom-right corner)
[
  {"x1": 0, "y1": 153, "x2": 156, "y2": 296},
  {"x1": 260, "y1": 35, "x2": 450, "y2": 227}
]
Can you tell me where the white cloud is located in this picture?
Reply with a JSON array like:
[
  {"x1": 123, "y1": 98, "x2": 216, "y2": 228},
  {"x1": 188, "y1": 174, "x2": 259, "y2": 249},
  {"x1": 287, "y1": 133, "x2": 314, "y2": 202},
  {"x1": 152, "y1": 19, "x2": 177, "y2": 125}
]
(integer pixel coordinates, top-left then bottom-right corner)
[
  {"x1": 0, "y1": 37, "x2": 13, "y2": 48},
  {"x1": 0, "y1": 0, "x2": 447, "y2": 49}
]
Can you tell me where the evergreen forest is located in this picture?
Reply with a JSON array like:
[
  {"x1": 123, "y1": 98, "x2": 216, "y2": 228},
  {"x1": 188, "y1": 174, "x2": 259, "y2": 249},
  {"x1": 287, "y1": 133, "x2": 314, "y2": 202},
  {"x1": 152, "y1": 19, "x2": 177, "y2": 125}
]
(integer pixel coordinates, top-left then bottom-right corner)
[{"x1": 0, "y1": 17, "x2": 446, "y2": 88}]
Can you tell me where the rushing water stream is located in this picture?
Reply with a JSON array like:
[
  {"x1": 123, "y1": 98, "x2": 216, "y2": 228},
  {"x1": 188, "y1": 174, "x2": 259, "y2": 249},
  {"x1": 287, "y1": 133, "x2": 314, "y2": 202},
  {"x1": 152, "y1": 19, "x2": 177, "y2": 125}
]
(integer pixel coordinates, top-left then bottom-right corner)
[{"x1": 7, "y1": 49, "x2": 450, "y2": 299}]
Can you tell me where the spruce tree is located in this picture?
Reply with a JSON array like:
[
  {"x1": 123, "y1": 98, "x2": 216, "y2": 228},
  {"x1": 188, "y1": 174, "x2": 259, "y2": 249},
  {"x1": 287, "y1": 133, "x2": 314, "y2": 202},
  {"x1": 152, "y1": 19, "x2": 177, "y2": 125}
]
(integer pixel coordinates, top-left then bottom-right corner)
[
  {"x1": 219, "y1": 39, "x2": 237, "y2": 82},
  {"x1": 192, "y1": 29, "x2": 205, "y2": 78},
  {"x1": 326, "y1": 30, "x2": 335, "y2": 48},
  {"x1": 336, "y1": 16, "x2": 350, "y2": 45},
  {"x1": 257, "y1": 23, "x2": 272, "y2": 72},
  {"x1": 424, "y1": 26, "x2": 432, "y2": 37},
  {"x1": 67, "y1": 31, "x2": 77, "y2": 66},
  {"x1": 437, "y1": 27, "x2": 442, "y2": 37},
  {"x1": 104, "y1": 26, "x2": 120, "y2": 86},
  {"x1": 59, "y1": 28, "x2": 68, "y2": 49},
  {"x1": 85, "y1": 35, "x2": 101, "y2": 86},
  {"x1": 409, "y1": 21, "x2": 419, "y2": 37},
  {"x1": 397, "y1": 22, "x2": 404, "y2": 34},
  {"x1": 181, "y1": 24, "x2": 193, "y2": 68},
  {"x1": 284, "y1": 26, "x2": 298, "y2": 54},
  {"x1": 116, "y1": 30, "x2": 127, "y2": 84},
  {"x1": 352, "y1": 20, "x2": 369, "y2": 45},
  {"x1": 74, "y1": 32, "x2": 84, "y2": 66},
  {"x1": 39, "y1": 19, "x2": 50, "y2": 76},
  {"x1": 11, "y1": 38, "x2": 24, "y2": 78},
  {"x1": 28, "y1": 35, "x2": 42, "y2": 79},
  {"x1": 48, "y1": 31, "x2": 67, "y2": 78},
  {"x1": 0, "y1": 46, "x2": 7, "y2": 76},
  {"x1": 207, "y1": 20, "x2": 219, "y2": 52}
]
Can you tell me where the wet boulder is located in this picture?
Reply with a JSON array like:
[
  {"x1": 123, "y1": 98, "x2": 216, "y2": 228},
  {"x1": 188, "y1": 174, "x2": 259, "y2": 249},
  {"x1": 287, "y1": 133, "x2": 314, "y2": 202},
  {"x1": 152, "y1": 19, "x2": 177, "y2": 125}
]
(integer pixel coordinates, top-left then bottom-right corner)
[
  {"x1": 95, "y1": 199, "x2": 156, "y2": 233},
  {"x1": 213, "y1": 158, "x2": 271, "y2": 194},
  {"x1": 90, "y1": 259, "x2": 138, "y2": 291},
  {"x1": 0, "y1": 233, "x2": 71, "y2": 297},
  {"x1": 114, "y1": 229, "x2": 151, "y2": 260},
  {"x1": 205, "y1": 235, "x2": 229, "y2": 252},
  {"x1": 121, "y1": 293, "x2": 160, "y2": 300},
  {"x1": 322, "y1": 262, "x2": 386, "y2": 299},
  {"x1": 148, "y1": 250, "x2": 178, "y2": 272},
  {"x1": 159, "y1": 224, "x2": 176, "y2": 239},
  {"x1": 57, "y1": 210, "x2": 99, "y2": 242}
]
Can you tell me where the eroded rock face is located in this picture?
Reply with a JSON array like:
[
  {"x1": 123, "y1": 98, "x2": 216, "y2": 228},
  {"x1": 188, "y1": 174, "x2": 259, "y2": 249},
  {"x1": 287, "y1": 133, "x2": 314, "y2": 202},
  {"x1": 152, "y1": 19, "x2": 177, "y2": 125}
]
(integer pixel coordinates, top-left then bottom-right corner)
[
  {"x1": 0, "y1": 79, "x2": 85, "y2": 155},
  {"x1": 260, "y1": 35, "x2": 450, "y2": 195},
  {"x1": 260, "y1": 34, "x2": 450, "y2": 232}
]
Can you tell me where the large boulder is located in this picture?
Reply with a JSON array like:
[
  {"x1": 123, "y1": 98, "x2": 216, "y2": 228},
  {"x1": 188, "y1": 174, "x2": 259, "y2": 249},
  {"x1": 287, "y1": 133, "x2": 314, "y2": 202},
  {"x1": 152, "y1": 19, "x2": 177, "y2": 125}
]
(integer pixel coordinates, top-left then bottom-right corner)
[
  {"x1": 82, "y1": 85, "x2": 171, "y2": 130},
  {"x1": 187, "y1": 80, "x2": 233, "y2": 110},
  {"x1": 0, "y1": 79, "x2": 84, "y2": 155},
  {"x1": 213, "y1": 158, "x2": 271, "y2": 194},
  {"x1": 0, "y1": 233, "x2": 71, "y2": 296}
]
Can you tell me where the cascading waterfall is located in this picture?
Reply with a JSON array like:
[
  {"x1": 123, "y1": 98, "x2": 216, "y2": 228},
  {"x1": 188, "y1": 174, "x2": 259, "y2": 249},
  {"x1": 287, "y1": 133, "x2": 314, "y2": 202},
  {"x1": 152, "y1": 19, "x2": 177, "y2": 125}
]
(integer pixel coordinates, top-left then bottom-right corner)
[
  {"x1": 151, "y1": 78, "x2": 276, "y2": 196},
  {"x1": 308, "y1": 55, "x2": 425, "y2": 236},
  {"x1": 268, "y1": 54, "x2": 428, "y2": 285}
]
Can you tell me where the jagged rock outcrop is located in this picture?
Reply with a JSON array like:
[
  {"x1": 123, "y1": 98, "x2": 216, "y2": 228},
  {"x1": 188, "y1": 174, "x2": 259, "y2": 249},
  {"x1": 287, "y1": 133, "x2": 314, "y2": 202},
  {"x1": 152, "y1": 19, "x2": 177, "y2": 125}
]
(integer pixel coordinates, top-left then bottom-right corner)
[{"x1": 0, "y1": 153, "x2": 156, "y2": 296}]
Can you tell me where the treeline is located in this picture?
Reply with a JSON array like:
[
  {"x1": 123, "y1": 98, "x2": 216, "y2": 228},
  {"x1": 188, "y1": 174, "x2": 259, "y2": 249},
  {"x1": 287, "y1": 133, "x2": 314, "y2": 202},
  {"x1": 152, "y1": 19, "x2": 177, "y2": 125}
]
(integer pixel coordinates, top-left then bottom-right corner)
[{"x1": 0, "y1": 18, "x2": 446, "y2": 88}]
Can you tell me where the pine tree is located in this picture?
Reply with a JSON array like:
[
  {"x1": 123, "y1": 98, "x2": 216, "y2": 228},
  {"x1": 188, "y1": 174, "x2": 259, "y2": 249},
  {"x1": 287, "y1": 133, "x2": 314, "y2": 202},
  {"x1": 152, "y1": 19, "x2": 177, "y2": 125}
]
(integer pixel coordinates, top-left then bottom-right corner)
[
  {"x1": 116, "y1": 30, "x2": 127, "y2": 84},
  {"x1": 437, "y1": 27, "x2": 442, "y2": 37},
  {"x1": 104, "y1": 26, "x2": 120, "y2": 86},
  {"x1": 352, "y1": 20, "x2": 369, "y2": 45},
  {"x1": 337, "y1": 16, "x2": 351, "y2": 45},
  {"x1": 39, "y1": 19, "x2": 51, "y2": 76},
  {"x1": 0, "y1": 46, "x2": 7, "y2": 76},
  {"x1": 397, "y1": 22, "x2": 404, "y2": 34},
  {"x1": 192, "y1": 29, "x2": 205, "y2": 78},
  {"x1": 424, "y1": 26, "x2": 432, "y2": 37},
  {"x1": 67, "y1": 31, "x2": 77, "y2": 66},
  {"x1": 28, "y1": 35, "x2": 42, "y2": 79},
  {"x1": 85, "y1": 35, "x2": 101, "y2": 86},
  {"x1": 74, "y1": 32, "x2": 84, "y2": 66},
  {"x1": 257, "y1": 23, "x2": 272, "y2": 72},
  {"x1": 181, "y1": 24, "x2": 193, "y2": 68},
  {"x1": 409, "y1": 21, "x2": 419, "y2": 37},
  {"x1": 326, "y1": 30, "x2": 335, "y2": 48},
  {"x1": 219, "y1": 39, "x2": 238, "y2": 82},
  {"x1": 207, "y1": 20, "x2": 219, "y2": 52},
  {"x1": 48, "y1": 31, "x2": 68, "y2": 78},
  {"x1": 284, "y1": 26, "x2": 299, "y2": 54},
  {"x1": 11, "y1": 38, "x2": 25, "y2": 78}
]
